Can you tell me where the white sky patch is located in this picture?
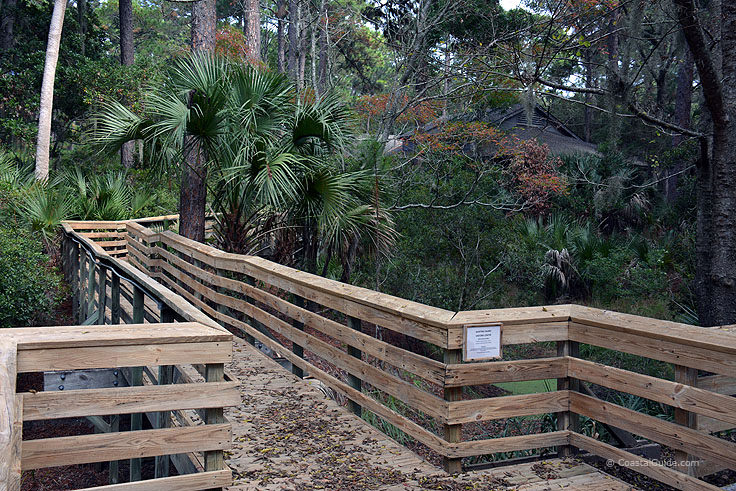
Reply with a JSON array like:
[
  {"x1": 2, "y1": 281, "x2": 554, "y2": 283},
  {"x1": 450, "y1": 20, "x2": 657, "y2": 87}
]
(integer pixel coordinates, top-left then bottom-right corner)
[{"x1": 500, "y1": 0, "x2": 523, "y2": 10}]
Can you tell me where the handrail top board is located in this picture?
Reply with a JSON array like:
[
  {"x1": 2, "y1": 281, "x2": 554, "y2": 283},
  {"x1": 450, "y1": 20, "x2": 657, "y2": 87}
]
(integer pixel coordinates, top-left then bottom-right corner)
[
  {"x1": 158, "y1": 230, "x2": 458, "y2": 330},
  {"x1": 5, "y1": 323, "x2": 231, "y2": 349}
]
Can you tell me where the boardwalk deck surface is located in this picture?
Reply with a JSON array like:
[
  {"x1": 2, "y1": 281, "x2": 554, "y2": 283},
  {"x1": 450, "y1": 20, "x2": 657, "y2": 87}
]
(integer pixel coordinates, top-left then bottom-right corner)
[{"x1": 223, "y1": 337, "x2": 634, "y2": 490}]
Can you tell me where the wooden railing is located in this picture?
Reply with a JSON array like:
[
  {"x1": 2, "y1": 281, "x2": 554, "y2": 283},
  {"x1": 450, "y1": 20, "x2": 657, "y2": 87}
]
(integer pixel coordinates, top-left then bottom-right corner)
[
  {"x1": 59, "y1": 217, "x2": 736, "y2": 490},
  {"x1": 0, "y1": 323, "x2": 237, "y2": 490},
  {"x1": 0, "y1": 221, "x2": 238, "y2": 490}
]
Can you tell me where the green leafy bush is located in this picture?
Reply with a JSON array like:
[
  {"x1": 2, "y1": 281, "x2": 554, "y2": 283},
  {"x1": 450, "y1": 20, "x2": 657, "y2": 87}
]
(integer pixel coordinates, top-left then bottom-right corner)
[{"x1": 0, "y1": 226, "x2": 61, "y2": 328}]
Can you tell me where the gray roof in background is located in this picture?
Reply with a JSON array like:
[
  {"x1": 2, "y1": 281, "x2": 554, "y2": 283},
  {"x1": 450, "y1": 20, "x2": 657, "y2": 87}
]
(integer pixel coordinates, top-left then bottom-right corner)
[{"x1": 398, "y1": 104, "x2": 598, "y2": 157}]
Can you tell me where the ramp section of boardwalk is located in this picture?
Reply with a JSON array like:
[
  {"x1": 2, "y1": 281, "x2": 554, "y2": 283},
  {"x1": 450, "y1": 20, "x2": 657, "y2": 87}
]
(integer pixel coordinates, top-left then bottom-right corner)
[{"x1": 224, "y1": 337, "x2": 633, "y2": 490}]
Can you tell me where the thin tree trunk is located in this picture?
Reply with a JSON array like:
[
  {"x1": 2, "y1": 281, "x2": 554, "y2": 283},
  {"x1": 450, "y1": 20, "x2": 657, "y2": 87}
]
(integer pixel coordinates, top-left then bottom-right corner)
[
  {"x1": 0, "y1": 0, "x2": 17, "y2": 52},
  {"x1": 583, "y1": 48, "x2": 593, "y2": 142},
  {"x1": 317, "y1": 0, "x2": 327, "y2": 90},
  {"x1": 297, "y1": 2, "x2": 306, "y2": 89},
  {"x1": 277, "y1": 0, "x2": 286, "y2": 72},
  {"x1": 180, "y1": 0, "x2": 216, "y2": 242},
  {"x1": 120, "y1": 0, "x2": 135, "y2": 169},
  {"x1": 310, "y1": 19, "x2": 316, "y2": 90},
  {"x1": 287, "y1": 0, "x2": 298, "y2": 79},
  {"x1": 245, "y1": 0, "x2": 260, "y2": 61},
  {"x1": 35, "y1": 0, "x2": 67, "y2": 181},
  {"x1": 665, "y1": 47, "x2": 694, "y2": 202},
  {"x1": 78, "y1": 0, "x2": 87, "y2": 56}
]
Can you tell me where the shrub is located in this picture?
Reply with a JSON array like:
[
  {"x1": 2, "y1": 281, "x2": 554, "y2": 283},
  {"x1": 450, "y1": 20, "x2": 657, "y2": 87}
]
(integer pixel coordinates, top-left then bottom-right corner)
[{"x1": 0, "y1": 226, "x2": 62, "y2": 328}]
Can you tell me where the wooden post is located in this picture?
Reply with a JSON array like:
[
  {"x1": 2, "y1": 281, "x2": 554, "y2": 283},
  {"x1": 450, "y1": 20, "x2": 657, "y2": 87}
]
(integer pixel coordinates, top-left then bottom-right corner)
[
  {"x1": 78, "y1": 253, "x2": 88, "y2": 323},
  {"x1": 347, "y1": 316, "x2": 362, "y2": 417},
  {"x1": 109, "y1": 414, "x2": 120, "y2": 484},
  {"x1": 443, "y1": 348, "x2": 463, "y2": 474},
  {"x1": 71, "y1": 241, "x2": 79, "y2": 321},
  {"x1": 155, "y1": 305, "x2": 175, "y2": 478},
  {"x1": 97, "y1": 265, "x2": 108, "y2": 325},
  {"x1": 674, "y1": 365, "x2": 698, "y2": 475},
  {"x1": 291, "y1": 295, "x2": 305, "y2": 378},
  {"x1": 110, "y1": 274, "x2": 120, "y2": 325},
  {"x1": 129, "y1": 285, "x2": 145, "y2": 482},
  {"x1": 86, "y1": 257, "x2": 97, "y2": 321},
  {"x1": 556, "y1": 340, "x2": 580, "y2": 458},
  {"x1": 242, "y1": 276, "x2": 257, "y2": 346},
  {"x1": 205, "y1": 363, "x2": 225, "y2": 490}
]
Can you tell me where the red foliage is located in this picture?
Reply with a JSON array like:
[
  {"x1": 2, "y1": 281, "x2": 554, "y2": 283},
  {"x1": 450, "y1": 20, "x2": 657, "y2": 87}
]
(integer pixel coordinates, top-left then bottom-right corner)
[
  {"x1": 354, "y1": 94, "x2": 440, "y2": 130},
  {"x1": 215, "y1": 25, "x2": 262, "y2": 66},
  {"x1": 507, "y1": 139, "x2": 568, "y2": 212}
]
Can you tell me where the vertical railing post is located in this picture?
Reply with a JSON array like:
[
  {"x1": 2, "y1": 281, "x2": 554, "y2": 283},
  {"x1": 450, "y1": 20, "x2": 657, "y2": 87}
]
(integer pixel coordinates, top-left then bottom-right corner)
[
  {"x1": 86, "y1": 256, "x2": 97, "y2": 321},
  {"x1": 78, "y1": 253, "x2": 88, "y2": 324},
  {"x1": 155, "y1": 305, "x2": 175, "y2": 478},
  {"x1": 674, "y1": 365, "x2": 698, "y2": 475},
  {"x1": 442, "y1": 348, "x2": 463, "y2": 474},
  {"x1": 291, "y1": 295, "x2": 305, "y2": 378},
  {"x1": 97, "y1": 265, "x2": 108, "y2": 325},
  {"x1": 129, "y1": 285, "x2": 145, "y2": 482},
  {"x1": 347, "y1": 316, "x2": 362, "y2": 416},
  {"x1": 205, "y1": 362, "x2": 225, "y2": 490},
  {"x1": 110, "y1": 274, "x2": 120, "y2": 325},
  {"x1": 242, "y1": 276, "x2": 257, "y2": 346},
  {"x1": 70, "y1": 241, "x2": 79, "y2": 320},
  {"x1": 556, "y1": 340, "x2": 580, "y2": 458}
]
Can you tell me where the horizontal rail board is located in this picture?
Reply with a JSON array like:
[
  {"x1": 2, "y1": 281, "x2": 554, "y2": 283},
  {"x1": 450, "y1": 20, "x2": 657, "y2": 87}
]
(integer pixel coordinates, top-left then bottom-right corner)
[
  {"x1": 569, "y1": 323, "x2": 736, "y2": 376},
  {"x1": 570, "y1": 392, "x2": 736, "y2": 471},
  {"x1": 445, "y1": 357, "x2": 567, "y2": 387},
  {"x1": 22, "y1": 424, "x2": 231, "y2": 470},
  {"x1": 78, "y1": 469, "x2": 232, "y2": 491},
  {"x1": 446, "y1": 431, "x2": 569, "y2": 458},
  {"x1": 17, "y1": 342, "x2": 231, "y2": 373},
  {"x1": 571, "y1": 305, "x2": 736, "y2": 356},
  {"x1": 569, "y1": 358, "x2": 736, "y2": 427},
  {"x1": 697, "y1": 375, "x2": 736, "y2": 395},
  {"x1": 22, "y1": 381, "x2": 240, "y2": 420},
  {"x1": 7, "y1": 323, "x2": 230, "y2": 349},
  {"x1": 447, "y1": 391, "x2": 570, "y2": 424},
  {"x1": 570, "y1": 432, "x2": 719, "y2": 491}
]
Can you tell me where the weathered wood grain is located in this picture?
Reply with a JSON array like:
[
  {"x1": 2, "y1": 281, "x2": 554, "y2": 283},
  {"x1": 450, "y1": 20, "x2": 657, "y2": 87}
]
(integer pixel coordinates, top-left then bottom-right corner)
[
  {"x1": 76, "y1": 469, "x2": 231, "y2": 491},
  {"x1": 22, "y1": 381, "x2": 240, "y2": 420},
  {"x1": 21, "y1": 424, "x2": 231, "y2": 470}
]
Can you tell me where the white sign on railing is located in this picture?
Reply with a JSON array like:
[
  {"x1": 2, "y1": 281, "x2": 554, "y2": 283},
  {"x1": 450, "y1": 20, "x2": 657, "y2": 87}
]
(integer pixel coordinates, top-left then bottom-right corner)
[{"x1": 463, "y1": 323, "x2": 503, "y2": 361}]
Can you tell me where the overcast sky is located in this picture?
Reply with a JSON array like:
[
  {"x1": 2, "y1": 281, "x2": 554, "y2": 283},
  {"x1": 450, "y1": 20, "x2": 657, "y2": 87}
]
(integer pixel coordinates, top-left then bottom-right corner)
[{"x1": 500, "y1": 0, "x2": 523, "y2": 10}]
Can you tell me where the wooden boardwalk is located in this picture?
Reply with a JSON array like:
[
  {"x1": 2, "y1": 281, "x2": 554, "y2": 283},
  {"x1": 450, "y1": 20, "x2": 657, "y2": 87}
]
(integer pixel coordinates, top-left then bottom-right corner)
[{"x1": 223, "y1": 337, "x2": 634, "y2": 490}]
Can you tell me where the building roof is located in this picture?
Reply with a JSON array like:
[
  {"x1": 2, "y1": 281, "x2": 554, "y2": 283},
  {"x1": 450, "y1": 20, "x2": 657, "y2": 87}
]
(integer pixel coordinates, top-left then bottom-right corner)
[{"x1": 394, "y1": 104, "x2": 598, "y2": 157}]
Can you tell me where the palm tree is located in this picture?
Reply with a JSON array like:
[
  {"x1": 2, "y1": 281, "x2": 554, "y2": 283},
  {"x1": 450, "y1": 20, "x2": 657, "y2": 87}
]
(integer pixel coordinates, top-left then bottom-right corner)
[{"x1": 94, "y1": 53, "x2": 394, "y2": 278}]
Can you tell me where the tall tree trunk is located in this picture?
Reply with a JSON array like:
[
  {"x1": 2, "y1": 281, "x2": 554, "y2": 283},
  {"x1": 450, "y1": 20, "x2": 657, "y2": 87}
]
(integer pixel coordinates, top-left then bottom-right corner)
[
  {"x1": 180, "y1": 0, "x2": 216, "y2": 242},
  {"x1": 674, "y1": 0, "x2": 736, "y2": 327},
  {"x1": 297, "y1": 3, "x2": 306, "y2": 90},
  {"x1": 0, "y1": 0, "x2": 16, "y2": 52},
  {"x1": 277, "y1": 0, "x2": 286, "y2": 72},
  {"x1": 34, "y1": 0, "x2": 67, "y2": 181},
  {"x1": 317, "y1": 0, "x2": 327, "y2": 90},
  {"x1": 78, "y1": 0, "x2": 87, "y2": 56},
  {"x1": 287, "y1": 0, "x2": 298, "y2": 79},
  {"x1": 583, "y1": 48, "x2": 593, "y2": 142},
  {"x1": 119, "y1": 0, "x2": 135, "y2": 169},
  {"x1": 664, "y1": 47, "x2": 694, "y2": 202},
  {"x1": 245, "y1": 0, "x2": 260, "y2": 61}
]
